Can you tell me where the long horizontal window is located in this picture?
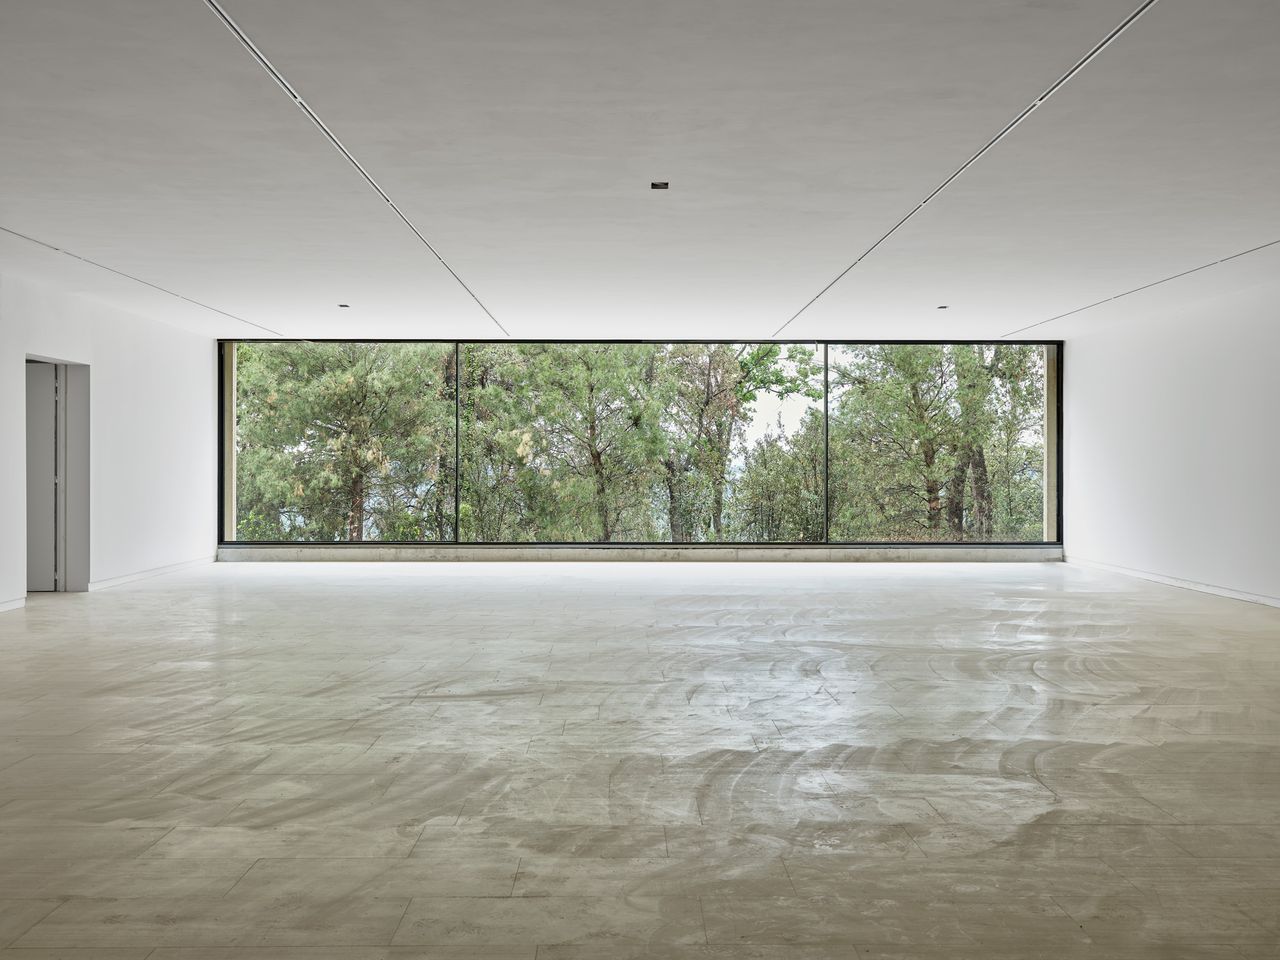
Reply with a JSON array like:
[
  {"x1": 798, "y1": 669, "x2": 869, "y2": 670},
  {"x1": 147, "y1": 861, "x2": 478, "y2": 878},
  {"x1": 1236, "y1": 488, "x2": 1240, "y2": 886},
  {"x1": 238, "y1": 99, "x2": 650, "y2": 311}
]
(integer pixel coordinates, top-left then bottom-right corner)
[{"x1": 222, "y1": 341, "x2": 1059, "y2": 545}]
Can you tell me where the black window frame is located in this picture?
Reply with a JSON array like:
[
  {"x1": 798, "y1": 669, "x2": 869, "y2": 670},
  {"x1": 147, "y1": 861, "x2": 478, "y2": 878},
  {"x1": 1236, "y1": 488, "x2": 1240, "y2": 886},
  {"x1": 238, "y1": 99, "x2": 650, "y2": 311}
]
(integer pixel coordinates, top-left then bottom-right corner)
[{"x1": 217, "y1": 338, "x2": 1063, "y2": 549}]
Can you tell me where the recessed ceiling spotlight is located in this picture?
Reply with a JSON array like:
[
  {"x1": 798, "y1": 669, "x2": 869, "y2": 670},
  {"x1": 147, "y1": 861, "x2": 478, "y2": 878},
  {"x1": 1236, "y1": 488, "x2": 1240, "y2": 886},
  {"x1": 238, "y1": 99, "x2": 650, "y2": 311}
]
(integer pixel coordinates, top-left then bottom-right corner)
[
  {"x1": 650, "y1": 181, "x2": 669, "y2": 190},
  {"x1": 936, "y1": 305, "x2": 949, "y2": 310},
  {"x1": 338, "y1": 303, "x2": 350, "y2": 308}
]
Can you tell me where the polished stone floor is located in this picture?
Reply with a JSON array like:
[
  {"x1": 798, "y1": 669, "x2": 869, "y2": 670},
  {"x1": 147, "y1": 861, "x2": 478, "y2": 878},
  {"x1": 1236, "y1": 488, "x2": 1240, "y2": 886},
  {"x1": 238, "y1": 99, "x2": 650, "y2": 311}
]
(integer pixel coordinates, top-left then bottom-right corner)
[{"x1": 1, "y1": 561, "x2": 1279, "y2": 959}]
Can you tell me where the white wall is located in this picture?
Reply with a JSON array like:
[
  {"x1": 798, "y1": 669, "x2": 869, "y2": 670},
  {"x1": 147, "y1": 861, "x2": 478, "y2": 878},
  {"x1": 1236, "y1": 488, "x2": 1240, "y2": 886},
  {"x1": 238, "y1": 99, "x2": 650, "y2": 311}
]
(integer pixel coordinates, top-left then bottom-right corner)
[
  {"x1": 1064, "y1": 267, "x2": 1280, "y2": 606},
  {"x1": 0, "y1": 272, "x2": 216, "y2": 609}
]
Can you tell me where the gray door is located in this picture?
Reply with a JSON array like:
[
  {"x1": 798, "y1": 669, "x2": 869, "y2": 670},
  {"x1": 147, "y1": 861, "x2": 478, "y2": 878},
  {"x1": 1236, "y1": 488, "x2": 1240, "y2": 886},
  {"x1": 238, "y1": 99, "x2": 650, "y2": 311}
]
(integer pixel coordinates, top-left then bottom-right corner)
[{"x1": 26, "y1": 362, "x2": 57, "y2": 591}]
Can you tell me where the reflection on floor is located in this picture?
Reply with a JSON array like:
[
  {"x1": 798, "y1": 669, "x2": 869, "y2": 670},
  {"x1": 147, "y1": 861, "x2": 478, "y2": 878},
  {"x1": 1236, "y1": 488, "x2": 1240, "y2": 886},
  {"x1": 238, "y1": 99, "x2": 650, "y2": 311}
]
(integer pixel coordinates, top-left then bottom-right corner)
[{"x1": 1, "y1": 561, "x2": 1279, "y2": 958}]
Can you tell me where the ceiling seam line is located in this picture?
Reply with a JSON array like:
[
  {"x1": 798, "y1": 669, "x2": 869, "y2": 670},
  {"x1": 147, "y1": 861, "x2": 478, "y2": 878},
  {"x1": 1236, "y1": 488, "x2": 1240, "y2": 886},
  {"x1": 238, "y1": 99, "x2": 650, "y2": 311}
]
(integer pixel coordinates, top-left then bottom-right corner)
[
  {"x1": 0, "y1": 224, "x2": 285, "y2": 336},
  {"x1": 768, "y1": 0, "x2": 1164, "y2": 338},
  {"x1": 999, "y1": 238, "x2": 1280, "y2": 337},
  {"x1": 201, "y1": 0, "x2": 510, "y2": 337}
]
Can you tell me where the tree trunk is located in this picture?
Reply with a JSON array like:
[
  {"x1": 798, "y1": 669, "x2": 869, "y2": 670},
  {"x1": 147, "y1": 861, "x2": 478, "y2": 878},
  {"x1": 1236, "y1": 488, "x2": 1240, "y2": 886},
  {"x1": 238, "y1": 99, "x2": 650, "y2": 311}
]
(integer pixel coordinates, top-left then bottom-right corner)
[
  {"x1": 591, "y1": 448, "x2": 611, "y2": 542},
  {"x1": 970, "y1": 446, "x2": 993, "y2": 540},
  {"x1": 922, "y1": 444, "x2": 942, "y2": 532},
  {"x1": 442, "y1": 346, "x2": 458, "y2": 542},
  {"x1": 924, "y1": 480, "x2": 942, "y2": 532},
  {"x1": 346, "y1": 473, "x2": 365, "y2": 541},
  {"x1": 947, "y1": 459, "x2": 968, "y2": 539},
  {"x1": 664, "y1": 460, "x2": 686, "y2": 542},
  {"x1": 710, "y1": 475, "x2": 725, "y2": 540},
  {"x1": 437, "y1": 449, "x2": 451, "y2": 540},
  {"x1": 710, "y1": 421, "x2": 730, "y2": 539},
  {"x1": 585, "y1": 396, "x2": 612, "y2": 542}
]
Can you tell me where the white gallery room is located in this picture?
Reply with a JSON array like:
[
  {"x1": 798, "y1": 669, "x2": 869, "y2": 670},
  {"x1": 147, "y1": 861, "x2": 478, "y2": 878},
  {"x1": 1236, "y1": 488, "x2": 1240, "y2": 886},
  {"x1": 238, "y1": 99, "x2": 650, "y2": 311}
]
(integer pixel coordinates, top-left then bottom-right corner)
[{"x1": 1, "y1": 0, "x2": 1279, "y2": 956}]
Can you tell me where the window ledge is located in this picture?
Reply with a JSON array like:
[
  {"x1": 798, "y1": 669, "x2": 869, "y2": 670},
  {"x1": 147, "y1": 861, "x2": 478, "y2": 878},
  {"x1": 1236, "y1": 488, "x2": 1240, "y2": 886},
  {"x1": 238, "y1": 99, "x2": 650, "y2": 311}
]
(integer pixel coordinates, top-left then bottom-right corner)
[{"x1": 217, "y1": 544, "x2": 1063, "y2": 563}]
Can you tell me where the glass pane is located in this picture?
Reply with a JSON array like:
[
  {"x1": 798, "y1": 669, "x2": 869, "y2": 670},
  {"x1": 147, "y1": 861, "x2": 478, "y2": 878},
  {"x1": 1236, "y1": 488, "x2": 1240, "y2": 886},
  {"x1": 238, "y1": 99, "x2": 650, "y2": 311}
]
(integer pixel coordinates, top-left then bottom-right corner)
[
  {"x1": 459, "y1": 342, "x2": 823, "y2": 543},
  {"x1": 827, "y1": 343, "x2": 1047, "y2": 542},
  {"x1": 235, "y1": 341, "x2": 456, "y2": 541}
]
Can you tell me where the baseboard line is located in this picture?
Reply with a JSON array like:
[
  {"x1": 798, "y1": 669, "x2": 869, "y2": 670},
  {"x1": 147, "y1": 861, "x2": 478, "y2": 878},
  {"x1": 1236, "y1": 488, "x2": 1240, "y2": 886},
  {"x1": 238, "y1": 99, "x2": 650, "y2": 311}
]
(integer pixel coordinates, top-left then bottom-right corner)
[
  {"x1": 88, "y1": 555, "x2": 216, "y2": 592},
  {"x1": 0, "y1": 596, "x2": 25, "y2": 614},
  {"x1": 1065, "y1": 555, "x2": 1280, "y2": 608}
]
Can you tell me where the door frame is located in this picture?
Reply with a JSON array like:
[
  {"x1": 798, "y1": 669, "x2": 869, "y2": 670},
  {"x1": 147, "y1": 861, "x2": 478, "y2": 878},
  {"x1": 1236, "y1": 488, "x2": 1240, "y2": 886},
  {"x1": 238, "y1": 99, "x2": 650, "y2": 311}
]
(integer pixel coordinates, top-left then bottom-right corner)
[{"x1": 25, "y1": 357, "x2": 90, "y2": 593}]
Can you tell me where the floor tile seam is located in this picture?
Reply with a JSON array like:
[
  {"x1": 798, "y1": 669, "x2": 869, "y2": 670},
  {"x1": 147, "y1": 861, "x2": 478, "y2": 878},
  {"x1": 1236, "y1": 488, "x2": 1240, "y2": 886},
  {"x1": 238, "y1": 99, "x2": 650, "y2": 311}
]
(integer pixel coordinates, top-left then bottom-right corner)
[
  {"x1": 1151, "y1": 823, "x2": 1263, "y2": 859},
  {"x1": 1, "y1": 898, "x2": 65, "y2": 949},
  {"x1": 403, "y1": 818, "x2": 437, "y2": 859},
  {"x1": 1044, "y1": 893, "x2": 1094, "y2": 925},
  {"x1": 1087, "y1": 857, "x2": 1158, "y2": 900},
  {"x1": 509, "y1": 857, "x2": 522, "y2": 897},
  {"x1": 1128, "y1": 792, "x2": 1195, "y2": 825},
  {"x1": 919, "y1": 795, "x2": 949, "y2": 824},
  {"x1": 217, "y1": 857, "x2": 263, "y2": 897},
  {"x1": 776, "y1": 854, "x2": 800, "y2": 896},
  {"x1": 126, "y1": 826, "x2": 176, "y2": 859},
  {"x1": 387, "y1": 891, "x2": 415, "y2": 947},
  {"x1": 1152, "y1": 819, "x2": 1280, "y2": 829},
  {"x1": 1232, "y1": 901, "x2": 1280, "y2": 937},
  {"x1": 0, "y1": 754, "x2": 36, "y2": 776}
]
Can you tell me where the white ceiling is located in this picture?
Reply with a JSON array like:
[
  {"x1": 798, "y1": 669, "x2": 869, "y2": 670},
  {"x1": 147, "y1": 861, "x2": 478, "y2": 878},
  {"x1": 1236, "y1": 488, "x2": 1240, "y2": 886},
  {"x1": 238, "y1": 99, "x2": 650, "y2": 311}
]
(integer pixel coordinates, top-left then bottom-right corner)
[{"x1": 0, "y1": 0, "x2": 1276, "y2": 340}]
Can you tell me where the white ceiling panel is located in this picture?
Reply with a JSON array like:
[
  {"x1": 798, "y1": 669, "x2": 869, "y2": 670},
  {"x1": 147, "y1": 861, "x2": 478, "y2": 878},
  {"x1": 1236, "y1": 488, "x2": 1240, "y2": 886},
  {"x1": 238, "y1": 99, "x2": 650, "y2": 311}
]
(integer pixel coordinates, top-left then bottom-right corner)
[
  {"x1": 793, "y1": 0, "x2": 1280, "y2": 340},
  {"x1": 214, "y1": 0, "x2": 1139, "y2": 338},
  {"x1": 1, "y1": 0, "x2": 1275, "y2": 340},
  {"x1": 0, "y1": 1, "x2": 493, "y2": 337}
]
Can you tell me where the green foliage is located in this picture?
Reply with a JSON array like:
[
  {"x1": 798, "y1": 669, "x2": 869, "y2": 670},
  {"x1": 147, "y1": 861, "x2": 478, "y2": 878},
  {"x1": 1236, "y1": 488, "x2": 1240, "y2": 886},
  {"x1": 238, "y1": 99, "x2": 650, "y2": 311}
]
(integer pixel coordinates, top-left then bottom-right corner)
[
  {"x1": 232, "y1": 340, "x2": 1048, "y2": 545},
  {"x1": 727, "y1": 407, "x2": 825, "y2": 542},
  {"x1": 460, "y1": 343, "x2": 666, "y2": 542},
  {"x1": 235, "y1": 342, "x2": 456, "y2": 541},
  {"x1": 458, "y1": 342, "x2": 823, "y2": 542},
  {"x1": 828, "y1": 344, "x2": 1045, "y2": 542}
]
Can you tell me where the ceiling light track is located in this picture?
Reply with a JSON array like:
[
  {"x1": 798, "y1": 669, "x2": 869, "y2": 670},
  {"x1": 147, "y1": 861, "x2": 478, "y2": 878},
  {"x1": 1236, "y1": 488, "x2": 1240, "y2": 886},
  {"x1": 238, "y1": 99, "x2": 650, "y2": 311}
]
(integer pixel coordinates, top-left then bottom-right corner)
[
  {"x1": 770, "y1": 0, "x2": 1164, "y2": 338},
  {"x1": 0, "y1": 224, "x2": 284, "y2": 335},
  {"x1": 1000, "y1": 238, "x2": 1280, "y2": 337},
  {"x1": 202, "y1": 0, "x2": 509, "y2": 337}
]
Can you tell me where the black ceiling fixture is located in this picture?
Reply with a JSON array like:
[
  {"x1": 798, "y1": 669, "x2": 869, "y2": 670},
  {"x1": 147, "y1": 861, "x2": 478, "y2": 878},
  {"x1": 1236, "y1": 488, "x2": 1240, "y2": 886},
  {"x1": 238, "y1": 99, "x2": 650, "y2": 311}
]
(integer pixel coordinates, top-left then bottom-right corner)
[
  {"x1": 937, "y1": 305, "x2": 949, "y2": 310},
  {"x1": 338, "y1": 303, "x2": 350, "y2": 308},
  {"x1": 650, "y1": 181, "x2": 669, "y2": 190}
]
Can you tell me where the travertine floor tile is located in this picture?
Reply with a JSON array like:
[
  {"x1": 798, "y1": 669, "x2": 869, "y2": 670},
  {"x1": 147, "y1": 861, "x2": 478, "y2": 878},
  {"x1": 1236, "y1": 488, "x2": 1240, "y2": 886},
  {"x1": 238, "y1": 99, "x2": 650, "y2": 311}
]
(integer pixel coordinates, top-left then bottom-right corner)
[
  {"x1": 0, "y1": 901, "x2": 62, "y2": 949},
  {"x1": 854, "y1": 944, "x2": 1244, "y2": 960},
  {"x1": 0, "y1": 859, "x2": 252, "y2": 899},
  {"x1": 535, "y1": 948, "x2": 850, "y2": 960},
  {"x1": 700, "y1": 894, "x2": 1083, "y2": 946},
  {"x1": 391, "y1": 896, "x2": 705, "y2": 945},
  {"x1": 512, "y1": 854, "x2": 795, "y2": 897},
  {"x1": 225, "y1": 856, "x2": 520, "y2": 899},
  {"x1": 413, "y1": 822, "x2": 670, "y2": 859},
  {"x1": 12, "y1": 896, "x2": 411, "y2": 948},
  {"x1": 1153, "y1": 823, "x2": 1280, "y2": 857},
  {"x1": 141, "y1": 825, "x2": 422, "y2": 859},
  {"x1": 1, "y1": 949, "x2": 155, "y2": 959},
  {"x1": 1053, "y1": 893, "x2": 1278, "y2": 942},
  {"x1": 2, "y1": 561, "x2": 1278, "y2": 955},
  {"x1": 0, "y1": 826, "x2": 168, "y2": 859},
  {"x1": 141, "y1": 949, "x2": 535, "y2": 959},
  {"x1": 781, "y1": 852, "x2": 1139, "y2": 900}
]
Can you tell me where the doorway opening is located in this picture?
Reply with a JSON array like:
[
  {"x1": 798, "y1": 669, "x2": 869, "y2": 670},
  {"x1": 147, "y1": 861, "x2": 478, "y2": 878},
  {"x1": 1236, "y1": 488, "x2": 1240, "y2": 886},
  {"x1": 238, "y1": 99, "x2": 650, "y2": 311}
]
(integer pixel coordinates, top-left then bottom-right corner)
[{"x1": 25, "y1": 359, "x2": 89, "y2": 592}]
